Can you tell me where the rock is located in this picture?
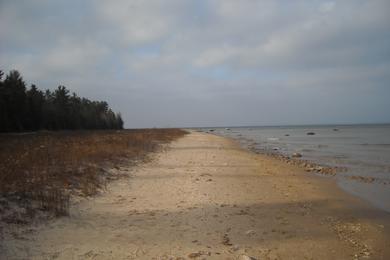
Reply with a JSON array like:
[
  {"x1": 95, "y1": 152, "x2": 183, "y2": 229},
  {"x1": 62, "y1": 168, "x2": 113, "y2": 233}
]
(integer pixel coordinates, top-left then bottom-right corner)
[
  {"x1": 333, "y1": 128, "x2": 339, "y2": 131},
  {"x1": 267, "y1": 251, "x2": 279, "y2": 260},
  {"x1": 245, "y1": 230, "x2": 256, "y2": 236},
  {"x1": 231, "y1": 245, "x2": 240, "y2": 251},
  {"x1": 188, "y1": 251, "x2": 211, "y2": 258},
  {"x1": 222, "y1": 233, "x2": 232, "y2": 246},
  {"x1": 285, "y1": 134, "x2": 290, "y2": 136},
  {"x1": 306, "y1": 132, "x2": 316, "y2": 135},
  {"x1": 238, "y1": 255, "x2": 257, "y2": 260},
  {"x1": 292, "y1": 152, "x2": 302, "y2": 158},
  {"x1": 188, "y1": 252, "x2": 202, "y2": 258}
]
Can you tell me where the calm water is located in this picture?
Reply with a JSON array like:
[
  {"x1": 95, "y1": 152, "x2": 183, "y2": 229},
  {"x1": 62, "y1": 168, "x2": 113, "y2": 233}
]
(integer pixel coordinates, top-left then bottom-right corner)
[{"x1": 202, "y1": 124, "x2": 390, "y2": 212}]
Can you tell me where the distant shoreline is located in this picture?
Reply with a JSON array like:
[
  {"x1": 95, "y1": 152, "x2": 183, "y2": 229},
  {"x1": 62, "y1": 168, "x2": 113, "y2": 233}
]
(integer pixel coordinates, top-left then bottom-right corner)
[{"x1": 189, "y1": 122, "x2": 390, "y2": 130}]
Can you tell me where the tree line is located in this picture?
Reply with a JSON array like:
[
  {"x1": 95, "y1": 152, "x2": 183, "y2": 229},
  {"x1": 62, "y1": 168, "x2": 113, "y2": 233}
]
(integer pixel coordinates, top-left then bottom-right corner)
[{"x1": 0, "y1": 69, "x2": 124, "y2": 132}]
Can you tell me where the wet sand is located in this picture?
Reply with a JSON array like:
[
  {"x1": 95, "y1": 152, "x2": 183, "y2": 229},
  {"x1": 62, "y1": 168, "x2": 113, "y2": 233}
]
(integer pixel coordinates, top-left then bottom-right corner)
[{"x1": 2, "y1": 131, "x2": 390, "y2": 259}]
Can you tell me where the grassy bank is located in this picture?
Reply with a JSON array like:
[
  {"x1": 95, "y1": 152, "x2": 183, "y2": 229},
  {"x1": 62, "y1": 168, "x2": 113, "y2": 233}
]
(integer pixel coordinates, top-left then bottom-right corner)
[{"x1": 0, "y1": 129, "x2": 187, "y2": 223}]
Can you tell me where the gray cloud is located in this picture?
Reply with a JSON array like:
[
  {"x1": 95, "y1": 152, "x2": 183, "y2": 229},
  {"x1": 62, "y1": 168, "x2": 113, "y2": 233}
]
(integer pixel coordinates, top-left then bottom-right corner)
[{"x1": 1, "y1": 0, "x2": 389, "y2": 127}]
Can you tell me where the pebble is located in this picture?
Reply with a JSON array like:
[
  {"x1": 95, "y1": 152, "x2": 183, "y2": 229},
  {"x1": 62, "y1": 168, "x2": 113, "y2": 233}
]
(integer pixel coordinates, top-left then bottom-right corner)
[
  {"x1": 231, "y1": 245, "x2": 240, "y2": 251},
  {"x1": 188, "y1": 252, "x2": 201, "y2": 258},
  {"x1": 245, "y1": 230, "x2": 256, "y2": 236},
  {"x1": 238, "y1": 255, "x2": 256, "y2": 260}
]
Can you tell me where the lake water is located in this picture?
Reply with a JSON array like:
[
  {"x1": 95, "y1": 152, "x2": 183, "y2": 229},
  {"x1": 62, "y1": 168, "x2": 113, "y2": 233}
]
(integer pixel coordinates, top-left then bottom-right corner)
[{"x1": 201, "y1": 124, "x2": 390, "y2": 212}]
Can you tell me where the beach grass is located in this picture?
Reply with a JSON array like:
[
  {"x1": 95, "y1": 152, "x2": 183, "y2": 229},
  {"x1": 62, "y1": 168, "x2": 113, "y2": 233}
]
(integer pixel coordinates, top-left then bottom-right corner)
[{"x1": 0, "y1": 129, "x2": 187, "y2": 222}]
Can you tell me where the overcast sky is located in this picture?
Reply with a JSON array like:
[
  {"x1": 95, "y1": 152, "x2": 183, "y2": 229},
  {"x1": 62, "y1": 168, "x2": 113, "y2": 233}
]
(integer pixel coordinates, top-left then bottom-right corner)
[{"x1": 1, "y1": 0, "x2": 389, "y2": 128}]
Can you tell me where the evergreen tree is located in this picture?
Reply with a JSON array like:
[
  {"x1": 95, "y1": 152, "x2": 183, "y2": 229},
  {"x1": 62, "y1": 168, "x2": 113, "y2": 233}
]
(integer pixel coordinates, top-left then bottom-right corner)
[
  {"x1": 0, "y1": 69, "x2": 125, "y2": 132},
  {"x1": 26, "y1": 85, "x2": 45, "y2": 130},
  {"x1": 0, "y1": 70, "x2": 6, "y2": 131},
  {"x1": 2, "y1": 70, "x2": 27, "y2": 131}
]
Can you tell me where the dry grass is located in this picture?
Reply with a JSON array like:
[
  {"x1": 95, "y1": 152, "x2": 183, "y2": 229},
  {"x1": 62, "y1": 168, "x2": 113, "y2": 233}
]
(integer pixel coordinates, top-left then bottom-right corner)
[{"x1": 0, "y1": 129, "x2": 187, "y2": 223}]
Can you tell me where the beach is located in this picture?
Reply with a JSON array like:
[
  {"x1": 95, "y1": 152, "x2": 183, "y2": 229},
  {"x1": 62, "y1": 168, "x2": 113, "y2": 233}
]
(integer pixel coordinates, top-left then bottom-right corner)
[
  {"x1": 207, "y1": 125, "x2": 390, "y2": 213},
  {"x1": 2, "y1": 131, "x2": 390, "y2": 259}
]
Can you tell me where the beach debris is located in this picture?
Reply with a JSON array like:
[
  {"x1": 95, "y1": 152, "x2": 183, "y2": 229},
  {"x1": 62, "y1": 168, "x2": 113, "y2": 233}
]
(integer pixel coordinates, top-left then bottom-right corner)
[
  {"x1": 346, "y1": 175, "x2": 375, "y2": 183},
  {"x1": 285, "y1": 134, "x2": 290, "y2": 136},
  {"x1": 333, "y1": 128, "x2": 339, "y2": 131},
  {"x1": 188, "y1": 252, "x2": 202, "y2": 258},
  {"x1": 238, "y1": 255, "x2": 257, "y2": 260},
  {"x1": 236, "y1": 209, "x2": 250, "y2": 215},
  {"x1": 245, "y1": 229, "x2": 256, "y2": 236},
  {"x1": 222, "y1": 233, "x2": 233, "y2": 246},
  {"x1": 231, "y1": 245, "x2": 240, "y2": 251},
  {"x1": 255, "y1": 146, "x2": 342, "y2": 176},
  {"x1": 225, "y1": 128, "x2": 231, "y2": 130},
  {"x1": 331, "y1": 221, "x2": 372, "y2": 259},
  {"x1": 292, "y1": 152, "x2": 302, "y2": 158},
  {"x1": 266, "y1": 251, "x2": 279, "y2": 260},
  {"x1": 188, "y1": 251, "x2": 211, "y2": 258},
  {"x1": 306, "y1": 132, "x2": 316, "y2": 135}
]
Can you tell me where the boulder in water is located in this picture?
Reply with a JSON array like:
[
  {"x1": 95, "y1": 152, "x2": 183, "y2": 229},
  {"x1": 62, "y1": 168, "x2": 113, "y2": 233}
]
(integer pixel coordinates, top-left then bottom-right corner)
[{"x1": 292, "y1": 152, "x2": 302, "y2": 158}]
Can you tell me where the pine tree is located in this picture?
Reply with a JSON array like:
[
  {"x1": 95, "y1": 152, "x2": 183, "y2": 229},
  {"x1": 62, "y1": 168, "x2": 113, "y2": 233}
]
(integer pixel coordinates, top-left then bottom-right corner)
[
  {"x1": 2, "y1": 70, "x2": 27, "y2": 131},
  {"x1": 0, "y1": 69, "x2": 125, "y2": 132}
]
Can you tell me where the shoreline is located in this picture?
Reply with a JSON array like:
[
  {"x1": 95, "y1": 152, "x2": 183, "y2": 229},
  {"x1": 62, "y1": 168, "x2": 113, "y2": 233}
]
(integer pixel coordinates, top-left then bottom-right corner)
[
  {"x1": 212, "y1": 130, "x2": 390, "y2": 209},
  {"x1": 203, "y1": 128, "x2": 390, "y2": 214},
  {"x1": 2, "y1": 131, "x2": 390, "y2": 259}
]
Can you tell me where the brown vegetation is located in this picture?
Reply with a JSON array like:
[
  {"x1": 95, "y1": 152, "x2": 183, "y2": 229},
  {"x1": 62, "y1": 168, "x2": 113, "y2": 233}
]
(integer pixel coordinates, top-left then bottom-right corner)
[{"x1": 0, "y1": 129, "x2": 187, "y2": 223}]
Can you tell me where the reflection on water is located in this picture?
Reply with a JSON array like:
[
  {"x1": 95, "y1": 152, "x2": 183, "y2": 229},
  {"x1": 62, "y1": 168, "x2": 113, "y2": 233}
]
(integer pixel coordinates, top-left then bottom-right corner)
[{"x1": 204, "y1": 124, "x2": 390, "y2": 212}]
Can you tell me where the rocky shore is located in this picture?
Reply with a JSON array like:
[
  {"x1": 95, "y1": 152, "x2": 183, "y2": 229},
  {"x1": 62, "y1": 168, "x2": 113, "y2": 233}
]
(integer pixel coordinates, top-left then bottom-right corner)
[{"x1": 247, "y1": 143, "x2": 344, "y2": 175}]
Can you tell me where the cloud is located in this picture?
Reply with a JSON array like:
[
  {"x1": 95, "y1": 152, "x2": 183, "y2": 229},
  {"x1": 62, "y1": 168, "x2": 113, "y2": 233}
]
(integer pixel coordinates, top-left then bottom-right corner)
[
  {"x1": 1, "y1": 0, "x2": 389, "y2": 127},
  {"x1": 319, "y1": 2, "x2": 335, "y2": 13},
  {"x1": 193, "y1": 45, "x2": 241, "y2": 67}
]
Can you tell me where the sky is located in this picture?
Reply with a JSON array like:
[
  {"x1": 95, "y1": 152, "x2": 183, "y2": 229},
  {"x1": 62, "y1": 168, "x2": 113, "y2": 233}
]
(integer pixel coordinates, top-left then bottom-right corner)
[{"x1": 1, "y1": 0, "x2": 389, "y2": 128}]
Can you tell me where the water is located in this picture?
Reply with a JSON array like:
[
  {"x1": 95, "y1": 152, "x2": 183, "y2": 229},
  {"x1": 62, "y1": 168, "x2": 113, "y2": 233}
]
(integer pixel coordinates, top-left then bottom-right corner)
[{"x1": 202, "y1": 124, "x2": 390, "y2": 212}]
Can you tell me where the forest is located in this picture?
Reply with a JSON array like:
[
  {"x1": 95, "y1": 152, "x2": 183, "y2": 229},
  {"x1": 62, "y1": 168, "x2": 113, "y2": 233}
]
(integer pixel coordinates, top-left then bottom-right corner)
[{"x1": 0, "y1": 69, "x2": 123, "y2": 132}]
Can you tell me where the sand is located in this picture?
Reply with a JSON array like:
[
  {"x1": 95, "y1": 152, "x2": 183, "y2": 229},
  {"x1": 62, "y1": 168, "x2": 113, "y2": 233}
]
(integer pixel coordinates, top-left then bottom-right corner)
[{"x1": 2, "y1": 131, "x2": 390, "y2": 259}]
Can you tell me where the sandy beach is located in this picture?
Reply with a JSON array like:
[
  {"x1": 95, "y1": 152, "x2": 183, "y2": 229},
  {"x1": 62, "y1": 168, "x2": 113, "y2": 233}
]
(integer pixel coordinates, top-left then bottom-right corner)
[{"x1": 2, "y1": 131, "x2": 390, "y2": 259}]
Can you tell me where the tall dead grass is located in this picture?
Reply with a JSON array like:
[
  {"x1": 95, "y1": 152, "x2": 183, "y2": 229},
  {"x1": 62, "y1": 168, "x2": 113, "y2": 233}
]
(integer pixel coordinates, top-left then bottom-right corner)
[{"x1": 0, "y1": 129, "x2": 187, "y2": 223}]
